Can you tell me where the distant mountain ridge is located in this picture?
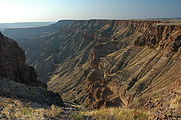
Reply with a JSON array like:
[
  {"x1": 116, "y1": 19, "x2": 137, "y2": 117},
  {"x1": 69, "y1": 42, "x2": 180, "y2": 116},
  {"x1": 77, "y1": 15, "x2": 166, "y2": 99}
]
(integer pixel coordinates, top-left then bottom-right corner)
[
  {"x1": 3, "y1": 20, "x2": 75, "y2": 39},
  {"x1": 149, "y1": 17, "x2": 181, "y2": 20},
  {"x1": 0, "y1": 22, "x2": 54, "y2": 32},
  {"x1": 0, "y1": 22, "x2": 54, "y2": 28}
]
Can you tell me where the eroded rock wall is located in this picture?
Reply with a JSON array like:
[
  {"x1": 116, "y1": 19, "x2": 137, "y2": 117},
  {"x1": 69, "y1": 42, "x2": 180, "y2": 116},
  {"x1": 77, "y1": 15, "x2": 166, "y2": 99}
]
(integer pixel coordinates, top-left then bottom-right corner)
[
  {"x1": 0, "y1": 32, "x2": 45, "y2": 87},
  {"x1": 48, "y1": 20, "x2": 181, "y2": 110}
]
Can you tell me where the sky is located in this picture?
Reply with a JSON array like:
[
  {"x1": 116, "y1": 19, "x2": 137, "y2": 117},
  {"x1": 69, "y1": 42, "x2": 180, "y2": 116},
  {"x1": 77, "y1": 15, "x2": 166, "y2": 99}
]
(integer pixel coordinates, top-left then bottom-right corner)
[{"x1": 0, "y1": 0, "x2": 181, "y2": 23}]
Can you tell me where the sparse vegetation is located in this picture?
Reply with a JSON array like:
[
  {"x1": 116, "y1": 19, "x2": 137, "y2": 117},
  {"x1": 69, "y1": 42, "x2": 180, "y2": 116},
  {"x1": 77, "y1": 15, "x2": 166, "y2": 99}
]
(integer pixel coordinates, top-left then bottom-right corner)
[
  {"x1": 71, "y1": 113, "x2": 85, "y2": 120},
  {"x1": 0, "y1": 97, "x2": 63, "y2": 120},
  {"x1": 0, "y1": 97, "x2": 151, "y2": 120},
  {"x1": 81, "y1": 107, "x2": 150, "y2": 120},
  {"x1": 170, "y1": 95, "x2": 181, "y2": 109}
]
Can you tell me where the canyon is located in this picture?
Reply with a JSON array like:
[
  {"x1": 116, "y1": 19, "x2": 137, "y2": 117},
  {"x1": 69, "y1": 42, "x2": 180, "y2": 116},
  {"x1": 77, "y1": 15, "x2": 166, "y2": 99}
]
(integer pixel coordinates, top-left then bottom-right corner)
[{"x1": 3, "y1": 19, "x2": 181, "y2": 119}]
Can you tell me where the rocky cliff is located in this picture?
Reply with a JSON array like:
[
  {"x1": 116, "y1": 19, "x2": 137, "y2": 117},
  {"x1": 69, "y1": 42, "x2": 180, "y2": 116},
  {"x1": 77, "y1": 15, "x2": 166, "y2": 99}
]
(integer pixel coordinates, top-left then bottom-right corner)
[
  {"x1": 0, "y1": 32, "x2": 44, "y2": 87},
  {"x1": 4, "y1": 20, "x2": 181, "y2": 117},
  {"x1": 0, "y1": 32, "x2": 64, "y2": 106}
]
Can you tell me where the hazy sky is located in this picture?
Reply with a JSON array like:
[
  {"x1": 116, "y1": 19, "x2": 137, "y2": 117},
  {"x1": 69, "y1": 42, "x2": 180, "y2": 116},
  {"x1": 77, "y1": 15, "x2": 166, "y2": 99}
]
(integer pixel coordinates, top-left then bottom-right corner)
[{"x1": 0, "y1": 0, "x2": 181, "y2": 23}]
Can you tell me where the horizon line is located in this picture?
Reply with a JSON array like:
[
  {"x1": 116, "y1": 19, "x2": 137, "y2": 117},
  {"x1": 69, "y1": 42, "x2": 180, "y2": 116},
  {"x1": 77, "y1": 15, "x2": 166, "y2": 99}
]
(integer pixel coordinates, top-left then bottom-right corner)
[{"x1": 0, "y1": 17, "x2": 181, "y2": 24}]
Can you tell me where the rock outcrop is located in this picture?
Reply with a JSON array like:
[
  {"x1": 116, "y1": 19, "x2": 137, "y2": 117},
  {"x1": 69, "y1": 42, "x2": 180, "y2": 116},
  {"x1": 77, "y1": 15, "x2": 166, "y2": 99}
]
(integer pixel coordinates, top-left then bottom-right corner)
[
  {"x1": 0, "y1": 32, "x2": 64, "y2": 106},
  {"x1": 0, "y1": 32, "x2": 45, "y2": 87},
  {"x1": 135, "y1": 25, "x2": 181, "y2": 52}
]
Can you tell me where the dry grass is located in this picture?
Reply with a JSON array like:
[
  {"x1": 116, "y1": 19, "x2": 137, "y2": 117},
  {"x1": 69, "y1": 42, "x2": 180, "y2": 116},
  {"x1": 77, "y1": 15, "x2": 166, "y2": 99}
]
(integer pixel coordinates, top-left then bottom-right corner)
[
  {"x1": 0, "y1": 97, "x2": 63, "y2": 120},
  {"x1": 170, "y1": 96, "x2": 181, "y2": 109},
  {"x1": 81, "y1": 107, "x2": 150, "y2": 120}
]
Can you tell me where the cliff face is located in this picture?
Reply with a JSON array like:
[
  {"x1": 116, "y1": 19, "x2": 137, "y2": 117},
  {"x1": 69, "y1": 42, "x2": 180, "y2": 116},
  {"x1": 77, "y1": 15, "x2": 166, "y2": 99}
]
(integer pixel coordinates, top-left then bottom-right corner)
[
  {"x1": 4, "y1": 20, "x2": 181, "y2": 114},
  {"x1": 0, "y1": 32, "x2": 64, "y2": 106},
  {"x1": 0, "y1": 32, "x2": 43, "y2": 87},
  {"x1": 135, "y1": 25, "x2": 181, "y2": 52}
]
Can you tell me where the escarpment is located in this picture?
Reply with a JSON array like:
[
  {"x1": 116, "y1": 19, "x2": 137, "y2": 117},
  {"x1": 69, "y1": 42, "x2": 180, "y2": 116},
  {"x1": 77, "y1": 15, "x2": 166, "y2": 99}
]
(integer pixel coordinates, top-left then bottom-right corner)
[
  {"x1": 0, "y1": 32, "x2": 64, "y2": 106},
  {"x1": 4, "y1": 20, "x2": 181, "y2": 112},
  {"x1": 135, "y1": 25, "x2": 181, "y2": 52},
  {"x1": 0, "y1": 32, "x2": 44, "y2": 87}
]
